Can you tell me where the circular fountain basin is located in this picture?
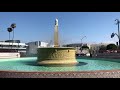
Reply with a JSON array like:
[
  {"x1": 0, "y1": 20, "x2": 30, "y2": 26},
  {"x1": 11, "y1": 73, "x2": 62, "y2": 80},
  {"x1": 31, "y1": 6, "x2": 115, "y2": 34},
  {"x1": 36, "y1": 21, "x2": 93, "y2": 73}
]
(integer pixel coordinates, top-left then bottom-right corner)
[
  {"x1": 1, "y1": 57, "x2": 120, "y2": 72},
  {"x1": 0, "y1": 57, "x2": 120, "y2": 78},
  {"x1": 37, "y1": 47, "x2": 78, "y2": 65}
]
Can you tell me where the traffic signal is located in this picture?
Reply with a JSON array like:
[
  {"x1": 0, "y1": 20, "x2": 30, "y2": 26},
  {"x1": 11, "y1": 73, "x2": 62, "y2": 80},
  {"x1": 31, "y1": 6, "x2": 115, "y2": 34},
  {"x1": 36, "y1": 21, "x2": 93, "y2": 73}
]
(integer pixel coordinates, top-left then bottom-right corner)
[{"x1": 111, "y1": 33, "x2": 115, "y2": 38}]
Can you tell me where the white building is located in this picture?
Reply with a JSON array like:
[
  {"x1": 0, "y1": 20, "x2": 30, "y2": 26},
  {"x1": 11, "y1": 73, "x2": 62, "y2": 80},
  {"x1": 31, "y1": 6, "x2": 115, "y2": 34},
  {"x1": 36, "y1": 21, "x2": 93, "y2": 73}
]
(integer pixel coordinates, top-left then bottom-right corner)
[
  {"x1": 26, "y1": 41, "x2": 48, "y2": 56},
  {"x1": 0, "y1": 40, "x2": 28, "y2": 58},
  {"x1": 90, "y1": 43, "x2": 110, "y2": 51}
]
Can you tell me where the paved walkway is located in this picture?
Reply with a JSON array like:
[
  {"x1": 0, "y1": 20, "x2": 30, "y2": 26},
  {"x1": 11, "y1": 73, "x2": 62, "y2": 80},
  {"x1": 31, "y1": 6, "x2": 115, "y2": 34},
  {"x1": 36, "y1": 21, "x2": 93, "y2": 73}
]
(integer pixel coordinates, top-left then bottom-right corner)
[{"x1": 0, "y1": 70, "x2": 120, "y2": 78}]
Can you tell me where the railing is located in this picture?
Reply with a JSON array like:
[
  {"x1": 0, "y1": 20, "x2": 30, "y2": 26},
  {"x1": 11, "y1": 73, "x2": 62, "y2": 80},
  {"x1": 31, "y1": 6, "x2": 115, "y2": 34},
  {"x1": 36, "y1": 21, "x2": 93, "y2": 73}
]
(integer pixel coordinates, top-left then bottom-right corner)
[{"x1": 0, "y1": 47, "x2": 26, "y2": 49}]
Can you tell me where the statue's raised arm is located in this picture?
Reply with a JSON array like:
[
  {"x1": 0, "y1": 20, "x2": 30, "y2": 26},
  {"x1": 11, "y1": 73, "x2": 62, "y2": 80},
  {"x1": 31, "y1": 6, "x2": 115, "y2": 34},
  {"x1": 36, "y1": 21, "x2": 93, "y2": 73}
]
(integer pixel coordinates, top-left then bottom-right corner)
[{"x1": 55, "y1": 19, "x2": 58, "y2": 26}]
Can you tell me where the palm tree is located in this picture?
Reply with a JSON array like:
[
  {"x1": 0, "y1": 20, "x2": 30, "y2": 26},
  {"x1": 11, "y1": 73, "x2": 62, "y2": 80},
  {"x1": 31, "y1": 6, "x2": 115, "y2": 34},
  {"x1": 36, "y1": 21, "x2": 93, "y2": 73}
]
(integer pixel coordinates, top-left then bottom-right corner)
[
  {"x1": 7, "y1": 27, "x2": 13, "y2": 48},
  {"x1": 10, "y1": 23, "x2": 16, "y2": 49}
]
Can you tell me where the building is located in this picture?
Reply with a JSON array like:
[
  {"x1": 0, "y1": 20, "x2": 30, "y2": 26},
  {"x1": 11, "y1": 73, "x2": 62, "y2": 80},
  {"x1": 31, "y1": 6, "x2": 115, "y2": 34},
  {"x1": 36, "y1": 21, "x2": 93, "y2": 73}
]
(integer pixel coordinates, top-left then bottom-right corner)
[
  {"x1": 63, "y1": 43, "x2": 90, "y2": 55},
  {"x1": 0, "y1": 40, "x2": 28, "y2": 58},
  {"x1": 89, "y1": 43, "x2": 111, "y2": 53},
  {"x1": 26, "y1": 41, "x2": 48, "y2": 56}
]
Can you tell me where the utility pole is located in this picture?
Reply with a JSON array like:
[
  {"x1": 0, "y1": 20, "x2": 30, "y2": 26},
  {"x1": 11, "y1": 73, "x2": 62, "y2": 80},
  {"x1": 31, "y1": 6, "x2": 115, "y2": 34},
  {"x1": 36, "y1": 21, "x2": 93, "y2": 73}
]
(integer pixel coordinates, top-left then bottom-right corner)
[
  {"x1": 80, "y1": 36, "x2": 86, "y2": 52},
  {"x1": 111, "y1": 19, "x2": 120, "y2": 49}
]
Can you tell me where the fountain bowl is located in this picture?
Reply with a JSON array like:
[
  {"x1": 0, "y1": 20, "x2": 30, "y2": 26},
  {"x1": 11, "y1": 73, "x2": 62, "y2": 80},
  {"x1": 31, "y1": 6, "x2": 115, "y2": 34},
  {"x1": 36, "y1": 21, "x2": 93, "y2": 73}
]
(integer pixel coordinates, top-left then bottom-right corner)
[{"x1": 37, "y1": 47, "x2": 78, "y2": 65}]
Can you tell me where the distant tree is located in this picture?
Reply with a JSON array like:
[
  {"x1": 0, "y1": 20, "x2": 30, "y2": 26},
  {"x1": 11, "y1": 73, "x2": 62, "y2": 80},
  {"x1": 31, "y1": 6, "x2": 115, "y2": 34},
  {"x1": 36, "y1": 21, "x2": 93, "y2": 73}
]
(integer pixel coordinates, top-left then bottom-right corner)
[
  {"x1": 81, "y1": 45, "x2": 89, "y2": 49},
  {"x1": 99, "y1": 45, "x2": 106, "y2": 50},
  {"x1": 89, "y1": 48, "x2": 93, "y2": 53},
  {"x1": 106, "y1": 44, "x2": 117, "y2": 50},
  {"x1": 66, "y1": 45, "x2": 71, "y2": 47}
]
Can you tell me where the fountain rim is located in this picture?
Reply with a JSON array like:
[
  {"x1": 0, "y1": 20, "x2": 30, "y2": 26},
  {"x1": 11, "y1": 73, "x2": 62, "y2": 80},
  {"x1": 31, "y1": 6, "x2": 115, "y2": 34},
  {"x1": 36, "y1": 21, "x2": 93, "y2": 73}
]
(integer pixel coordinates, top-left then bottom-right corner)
[
  {"x1": 0, "y1": 69, "x2": 120, "y2": 78},
  {"x1": 37, "y1": 47, "x2": 75, "y2": 49},
  {"x1": 0, "y1": 69, "x2": 120, "y2": 73}
]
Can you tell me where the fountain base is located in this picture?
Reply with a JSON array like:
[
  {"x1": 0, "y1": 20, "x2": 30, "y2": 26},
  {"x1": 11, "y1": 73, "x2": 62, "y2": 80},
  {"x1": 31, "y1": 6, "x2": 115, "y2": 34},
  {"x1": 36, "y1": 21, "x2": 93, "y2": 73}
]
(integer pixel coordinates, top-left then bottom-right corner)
[{"x1": 37, "y1": 47, "x2": 78, "y2": 65}]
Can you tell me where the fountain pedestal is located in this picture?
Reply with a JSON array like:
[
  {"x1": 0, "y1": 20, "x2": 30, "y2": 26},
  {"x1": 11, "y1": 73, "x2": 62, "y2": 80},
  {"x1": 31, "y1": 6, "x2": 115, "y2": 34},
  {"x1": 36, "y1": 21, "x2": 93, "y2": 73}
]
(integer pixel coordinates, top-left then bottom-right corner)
[
  {"x1": 37, "y1": 47, "x2": 78, "y2": 65},
  {"x1": 37, "y1": 19, "x2": 78, "y2": 65}
]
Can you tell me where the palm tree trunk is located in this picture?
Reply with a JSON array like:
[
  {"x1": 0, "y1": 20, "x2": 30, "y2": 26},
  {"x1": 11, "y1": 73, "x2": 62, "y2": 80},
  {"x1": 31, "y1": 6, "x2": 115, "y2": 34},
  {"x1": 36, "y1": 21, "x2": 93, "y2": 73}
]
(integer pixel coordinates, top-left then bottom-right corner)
[
  {"x1": 18, "y1": 42, "x2": 19, "y2": 52},
  {"x1": 9, "y1": 32, "x2": 10, "y2": 49},
  {"x1": 11, "y1": 29, "x2": 14, "y2": 49}
]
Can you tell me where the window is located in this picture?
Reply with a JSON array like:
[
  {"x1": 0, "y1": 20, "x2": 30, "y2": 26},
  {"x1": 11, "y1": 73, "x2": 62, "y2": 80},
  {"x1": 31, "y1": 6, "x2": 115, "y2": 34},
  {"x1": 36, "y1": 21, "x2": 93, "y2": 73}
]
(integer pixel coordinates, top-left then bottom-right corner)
[
  {"x1": 35, "y1": 42, "x2": 37, "y2": 45},
  {"x1": 39, "y1": 41, "x2": 41, "y2": 46}
]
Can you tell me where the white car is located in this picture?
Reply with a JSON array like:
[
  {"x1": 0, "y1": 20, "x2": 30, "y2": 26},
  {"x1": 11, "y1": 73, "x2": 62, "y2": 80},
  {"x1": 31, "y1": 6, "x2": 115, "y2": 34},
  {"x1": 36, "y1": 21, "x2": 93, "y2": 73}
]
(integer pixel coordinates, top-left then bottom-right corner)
[{"x1": 86, "y1": 53, "x2": 90, "y2": 56}]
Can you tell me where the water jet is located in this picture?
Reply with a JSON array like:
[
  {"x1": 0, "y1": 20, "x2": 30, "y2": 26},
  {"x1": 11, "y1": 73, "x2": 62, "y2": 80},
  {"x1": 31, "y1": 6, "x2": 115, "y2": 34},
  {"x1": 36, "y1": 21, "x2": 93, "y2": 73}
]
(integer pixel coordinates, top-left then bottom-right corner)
[{"x1": 37, "y1": 19, "x2": 78, "y2": 65}]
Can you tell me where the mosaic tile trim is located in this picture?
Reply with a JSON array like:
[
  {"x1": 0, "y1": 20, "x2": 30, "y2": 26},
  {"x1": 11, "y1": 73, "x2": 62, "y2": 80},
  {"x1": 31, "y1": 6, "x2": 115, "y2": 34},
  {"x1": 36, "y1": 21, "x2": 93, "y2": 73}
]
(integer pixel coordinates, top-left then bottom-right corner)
[{"x1": 1, "y1": 70, "x2": 120, "y2": 78}]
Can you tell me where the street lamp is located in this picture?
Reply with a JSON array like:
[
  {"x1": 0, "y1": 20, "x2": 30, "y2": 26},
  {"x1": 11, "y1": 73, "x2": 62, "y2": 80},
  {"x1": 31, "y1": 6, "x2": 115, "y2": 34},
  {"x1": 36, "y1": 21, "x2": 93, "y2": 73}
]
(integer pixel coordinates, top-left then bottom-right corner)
[
  {"x1": 111, "y1": 19, "x2": 120, "y2": 49},
  {"x1": 80, "y1": 36, "x2": 86, "y2": 51},
  {"x1": 81, "y1": 36, "x2": 86, "y2": 46}
]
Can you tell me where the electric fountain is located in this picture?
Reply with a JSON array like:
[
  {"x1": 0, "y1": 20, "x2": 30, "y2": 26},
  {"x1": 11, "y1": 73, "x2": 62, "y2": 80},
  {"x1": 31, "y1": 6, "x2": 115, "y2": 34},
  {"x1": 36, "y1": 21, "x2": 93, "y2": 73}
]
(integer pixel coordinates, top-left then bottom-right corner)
[
  {"x1": 0, "y1": 19, "x2": 119, "y2": 78},
  {"x1": 37, "y1": 19, "x2": 79, "y2": 65}
]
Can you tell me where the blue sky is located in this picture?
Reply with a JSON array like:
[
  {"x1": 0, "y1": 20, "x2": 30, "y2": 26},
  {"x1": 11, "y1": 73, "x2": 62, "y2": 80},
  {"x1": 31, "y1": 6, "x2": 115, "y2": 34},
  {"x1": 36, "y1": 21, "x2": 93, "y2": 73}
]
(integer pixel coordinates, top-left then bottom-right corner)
[{"x1": 0, "y1": 12, "x2": 119, "y2": 44}]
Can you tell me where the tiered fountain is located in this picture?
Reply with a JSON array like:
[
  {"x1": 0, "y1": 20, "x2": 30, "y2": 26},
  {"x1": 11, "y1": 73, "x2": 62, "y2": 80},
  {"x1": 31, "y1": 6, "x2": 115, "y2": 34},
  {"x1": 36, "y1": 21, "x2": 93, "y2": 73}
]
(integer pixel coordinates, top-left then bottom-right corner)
[{"x1": 37, "y1": 19, "x2": 78, "y2": 65}]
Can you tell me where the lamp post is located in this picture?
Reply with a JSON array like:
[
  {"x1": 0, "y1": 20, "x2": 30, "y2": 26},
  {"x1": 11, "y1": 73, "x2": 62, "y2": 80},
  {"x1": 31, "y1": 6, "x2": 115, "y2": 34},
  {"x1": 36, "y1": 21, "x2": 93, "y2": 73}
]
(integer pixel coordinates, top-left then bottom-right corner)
[
  {"x1": 80, "y1": 36, "x2": 86, "y2": 51},
  {"x1": 111, "y1": 19, "x2": 120, "y2": 49},
  {"x1": 81, "y1": 36, "x2": 86, "y2": 46}
]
